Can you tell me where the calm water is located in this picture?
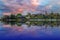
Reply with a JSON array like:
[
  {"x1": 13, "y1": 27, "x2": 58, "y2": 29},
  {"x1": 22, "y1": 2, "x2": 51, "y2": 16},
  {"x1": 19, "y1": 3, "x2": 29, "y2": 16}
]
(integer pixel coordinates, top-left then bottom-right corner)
[{"x1": 0, "y1": 22, "x2": 60, "y2": 40}]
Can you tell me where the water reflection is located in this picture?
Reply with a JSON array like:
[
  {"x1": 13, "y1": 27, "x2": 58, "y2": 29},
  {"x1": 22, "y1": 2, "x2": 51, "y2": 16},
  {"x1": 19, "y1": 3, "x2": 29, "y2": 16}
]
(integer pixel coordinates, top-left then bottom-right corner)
[
  {"x1": 0, "y1": 21, "x2": 60, "y2": 39},
  {"x1": 0, "y1": 21, "x2": 60, "y2": 38},
  {"x1": 2, "y1": 20, "x2": 60, "y2": 27}
]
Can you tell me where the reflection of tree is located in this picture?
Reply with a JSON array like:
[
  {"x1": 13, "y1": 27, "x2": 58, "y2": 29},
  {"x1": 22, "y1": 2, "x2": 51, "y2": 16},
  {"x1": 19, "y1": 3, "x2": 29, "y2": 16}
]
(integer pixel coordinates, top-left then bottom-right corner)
[
  {"x1": 16, "y1": 22, "x2": 22, "y2": 26},
  {"x1": 16, "y1": 14, "x2": 27, "y2": 23},
  {"x1": 3, "y1": 21, "x2": 16, "y2": 26},
  {"x1": 1, "y1": 12, "x2": 60, "y2": 27},
  {"x1": 57, "y1": 13, "x2": 60, "y2": 19}
]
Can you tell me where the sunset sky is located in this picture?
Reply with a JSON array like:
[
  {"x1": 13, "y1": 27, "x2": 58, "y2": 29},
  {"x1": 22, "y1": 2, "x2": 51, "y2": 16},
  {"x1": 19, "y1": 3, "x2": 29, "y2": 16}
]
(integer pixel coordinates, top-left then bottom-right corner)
[
  {"x1": 0, "y1": 0, "x2": 60, "y2": 39},
  {"x1": 0, "y1": 0, "x2": 60, "y2": 15}
]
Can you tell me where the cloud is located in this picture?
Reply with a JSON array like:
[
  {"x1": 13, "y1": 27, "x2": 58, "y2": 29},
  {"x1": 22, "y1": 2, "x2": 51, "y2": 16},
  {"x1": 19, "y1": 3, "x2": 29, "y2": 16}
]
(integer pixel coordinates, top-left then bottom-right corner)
[
  {"x1": 0, "y1": 0, "x2": 60, "y2": 15},
  {"x1": 1, "y1": 0, "x2": 37, "y2": 14}
]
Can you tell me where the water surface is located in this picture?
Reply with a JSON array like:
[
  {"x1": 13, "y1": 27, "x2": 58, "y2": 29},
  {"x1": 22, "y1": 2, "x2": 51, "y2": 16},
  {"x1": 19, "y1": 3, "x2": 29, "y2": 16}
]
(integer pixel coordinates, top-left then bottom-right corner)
[{"x1": 0, "y1": 22, "x2": 60, "y2": 40}]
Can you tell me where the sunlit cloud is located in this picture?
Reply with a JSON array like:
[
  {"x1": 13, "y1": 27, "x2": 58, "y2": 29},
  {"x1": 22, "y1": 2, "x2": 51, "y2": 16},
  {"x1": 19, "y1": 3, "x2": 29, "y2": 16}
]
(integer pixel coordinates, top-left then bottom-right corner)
[
  {"x1": 0, "y1": 0, "x2": 60, "y2": 15},
  {"x1": 3, "y1": 12, "x2": 12, "y2": 15},
  {"x1": 31, "y1": 0, "x2": 39, "y2": 6}
]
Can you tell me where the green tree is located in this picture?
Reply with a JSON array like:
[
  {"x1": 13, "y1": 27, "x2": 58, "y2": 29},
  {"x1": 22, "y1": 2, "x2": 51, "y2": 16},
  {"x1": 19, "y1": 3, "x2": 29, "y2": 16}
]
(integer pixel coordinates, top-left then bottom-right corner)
[
  {"x1": 16, "y1": 14, "x2": 22, "y2": 18},
  {"x1": 10, "y1": 14, "x2": 16, "y2": 19}
]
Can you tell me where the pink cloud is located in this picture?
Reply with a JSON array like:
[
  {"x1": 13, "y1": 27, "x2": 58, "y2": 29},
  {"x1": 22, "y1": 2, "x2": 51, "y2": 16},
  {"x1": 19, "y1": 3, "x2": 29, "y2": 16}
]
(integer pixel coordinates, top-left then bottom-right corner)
[{"x1": 1, "y1": 0, "x2": 39, "y2": 15}]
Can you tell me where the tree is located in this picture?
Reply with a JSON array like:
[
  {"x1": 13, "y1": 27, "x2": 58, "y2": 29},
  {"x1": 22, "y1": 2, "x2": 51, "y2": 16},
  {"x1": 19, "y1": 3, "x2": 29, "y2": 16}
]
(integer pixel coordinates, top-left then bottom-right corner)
[
  {"x1": 16, "y1": 14, "x2": 22, "y2": 18},
  {"x1": 2, "y1": 15, "x2": 10, "y2": 22},
  {"x1": 10, "y1": 14, "x2": 16, "y2": 19}
]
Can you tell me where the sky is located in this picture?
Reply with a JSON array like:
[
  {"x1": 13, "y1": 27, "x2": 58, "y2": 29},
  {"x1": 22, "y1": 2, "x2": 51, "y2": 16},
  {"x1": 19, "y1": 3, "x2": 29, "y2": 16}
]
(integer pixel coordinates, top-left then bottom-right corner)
[{"x1": 0, "y1": 0, "x2": 60, "y2": 15}]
